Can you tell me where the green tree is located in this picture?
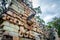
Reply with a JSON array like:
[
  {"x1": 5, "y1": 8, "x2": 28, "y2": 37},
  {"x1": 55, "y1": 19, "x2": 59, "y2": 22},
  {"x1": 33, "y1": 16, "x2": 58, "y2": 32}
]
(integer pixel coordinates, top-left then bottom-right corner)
[
  {"x1": 47, "y1": 17, "x2": 60, "y2": 37},
  {"x1": 36, "y1": 16, "x2": 45, "y2": 24}
]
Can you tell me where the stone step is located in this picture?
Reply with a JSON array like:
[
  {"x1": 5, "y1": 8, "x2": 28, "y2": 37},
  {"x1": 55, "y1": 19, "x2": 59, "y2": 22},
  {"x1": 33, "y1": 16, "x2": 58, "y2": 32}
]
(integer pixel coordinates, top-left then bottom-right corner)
[
  {"x1": 0, "y1": 37, "x2": 2, "y2": 40},
  {"x1": 0, "y1": 29, "x2": 3, "y2": 34},
  {"x1": 0, "y1": 33, "x2": 3, "y2": 37},
  {"x1": 0, "y1": 32, "x2": 3, "y2": 34},
  {"x1": 0, "y1": 29, "x2": 3, "y2": 37},
  {"x1": 0, "y1": 35, "x2": 2, "y2": 37},
  {"x1": 0, "y1": 29, "x2": 3, "y2": 31}
]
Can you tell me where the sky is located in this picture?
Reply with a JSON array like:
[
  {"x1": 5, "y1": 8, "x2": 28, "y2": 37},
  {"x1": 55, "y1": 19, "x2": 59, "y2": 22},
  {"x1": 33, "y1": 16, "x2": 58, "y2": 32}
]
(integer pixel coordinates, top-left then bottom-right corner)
[{"x1": 32, "y1": 0, "x2": 60, "y2": 24}]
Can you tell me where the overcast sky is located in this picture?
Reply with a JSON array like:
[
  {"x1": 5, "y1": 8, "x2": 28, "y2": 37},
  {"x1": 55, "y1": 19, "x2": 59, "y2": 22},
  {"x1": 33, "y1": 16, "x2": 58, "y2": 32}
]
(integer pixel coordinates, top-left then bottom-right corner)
[{"x1": 32, "y1": 0, "x2": 60, "y2": 24}]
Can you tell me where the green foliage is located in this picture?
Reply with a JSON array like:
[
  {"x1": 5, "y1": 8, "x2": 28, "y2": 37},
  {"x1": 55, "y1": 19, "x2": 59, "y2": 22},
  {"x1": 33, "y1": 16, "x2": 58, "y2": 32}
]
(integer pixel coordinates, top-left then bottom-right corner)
[
  {"x1": 36, "y1": 16, "x2": 45, "y2": 24},
  {"x1": 47, "y1": 17, "x2": 60, "y2": 37},
  {"x1": 34, "y1": 6, "x2": 42, "y2": 13}
]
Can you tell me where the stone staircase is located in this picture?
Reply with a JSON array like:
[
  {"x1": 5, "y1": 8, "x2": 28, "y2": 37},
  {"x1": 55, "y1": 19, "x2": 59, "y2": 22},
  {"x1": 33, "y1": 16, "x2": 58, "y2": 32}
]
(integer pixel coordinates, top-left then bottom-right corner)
[{"x1": 0, "y1": 29, "x2": 3, "y2": 40}]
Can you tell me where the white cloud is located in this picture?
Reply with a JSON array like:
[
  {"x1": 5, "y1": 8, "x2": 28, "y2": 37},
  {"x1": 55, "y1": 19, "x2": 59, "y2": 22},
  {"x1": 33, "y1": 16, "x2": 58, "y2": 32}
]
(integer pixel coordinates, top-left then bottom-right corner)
[
  {"x1": 41, "y1": 5, "x2": 49, "y2": 12},
  {"x1": 40, "y1": 4, "x2": 57, "y2": 13},
  {"x1": 51, "y1": 4, "x2": 56, "y2": 8},
  {"x1": 32, "y1": 0, "x2": 39, "y2": 8},
  {"x1": 32, "y1": 0, "x2": 59, "y2": 24},
  {"x1": 43, "y1": 14, "x2": 58, "y2": 23},
  {"x1": 44, "y1": 15, "x2": 53, "y2": 22}
]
